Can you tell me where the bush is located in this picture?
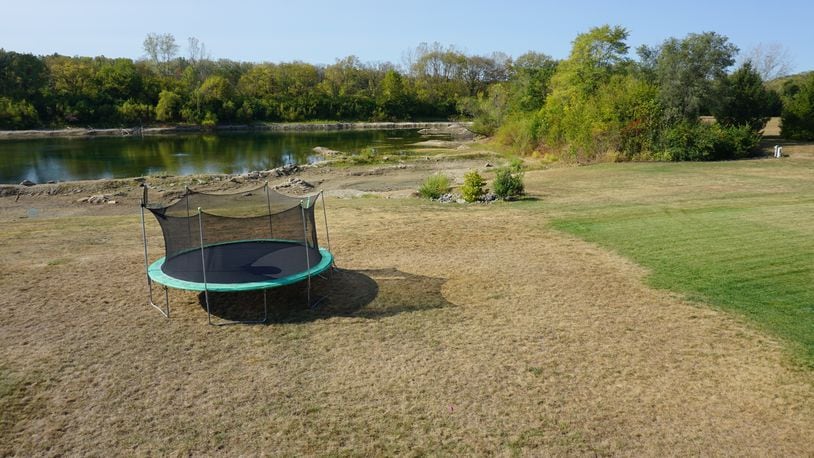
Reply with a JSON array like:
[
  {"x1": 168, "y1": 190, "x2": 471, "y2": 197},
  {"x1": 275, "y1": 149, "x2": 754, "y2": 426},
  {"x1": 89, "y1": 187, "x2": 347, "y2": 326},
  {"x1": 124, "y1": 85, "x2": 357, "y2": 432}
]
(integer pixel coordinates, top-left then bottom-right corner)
[
  {"x1": 0, "y1": 97, "x2": 39, "y2": 129},
  {"x1": 201, "y1": 111, "x2": 218, "y2": 129},
  {"x1": 155, "y1": 90, "x2": 181, "y2": 122},
  {"x1": 493, "y1": 167, "x2": 525, "y2": 199},
  {"x1": 495, "y1": 113, "x2": 543, "y2": 153},
  {"x1": 461, "y1": 171, "x2": 486, "y2": 202},
  {"x1": 348, "y1": 147, "x2": 378, "y2": 165},
  {"x1": 457, "y1": 85, "x2": 509, "y2": 136},
  {"x1": 710, "y1": 62, "x2": 774, "y2": 131},
  {"x1": 418, "y1": 174, "x2": 450, "y2": 199},
  {"x1": 117, "y1": 99, "x2": 154, "y2": 124},
  {"x1": 661, "y1": 122, "x2": 761, "y2": 161},
  {"x1": 781, "y1": 73, "x2": 814, "y2": 140},
  {"x1": 507, "y1": 157, "x2": 525, "y2": 173}
]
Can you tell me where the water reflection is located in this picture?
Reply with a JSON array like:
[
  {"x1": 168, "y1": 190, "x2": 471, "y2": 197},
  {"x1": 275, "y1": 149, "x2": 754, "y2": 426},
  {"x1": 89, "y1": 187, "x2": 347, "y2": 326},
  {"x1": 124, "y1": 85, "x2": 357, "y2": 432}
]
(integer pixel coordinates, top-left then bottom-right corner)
[{"x1": 0, "y1": 129, "x2": 437, "y2": 183}]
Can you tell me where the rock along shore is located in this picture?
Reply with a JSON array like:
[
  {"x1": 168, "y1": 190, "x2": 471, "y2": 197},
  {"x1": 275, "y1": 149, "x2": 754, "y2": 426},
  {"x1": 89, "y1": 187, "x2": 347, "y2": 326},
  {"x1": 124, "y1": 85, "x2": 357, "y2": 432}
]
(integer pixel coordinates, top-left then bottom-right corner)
[{"x1": 0, "y1": 121, "x2": 473, "y2": 140}]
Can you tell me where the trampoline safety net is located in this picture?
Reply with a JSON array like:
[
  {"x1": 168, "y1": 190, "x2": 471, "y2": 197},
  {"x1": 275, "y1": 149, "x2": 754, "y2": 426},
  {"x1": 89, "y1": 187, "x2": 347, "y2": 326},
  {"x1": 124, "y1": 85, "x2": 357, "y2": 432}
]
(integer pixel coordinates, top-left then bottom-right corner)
[{"x1": 144, "y1": 183, "x2": 323, "y2": 285}]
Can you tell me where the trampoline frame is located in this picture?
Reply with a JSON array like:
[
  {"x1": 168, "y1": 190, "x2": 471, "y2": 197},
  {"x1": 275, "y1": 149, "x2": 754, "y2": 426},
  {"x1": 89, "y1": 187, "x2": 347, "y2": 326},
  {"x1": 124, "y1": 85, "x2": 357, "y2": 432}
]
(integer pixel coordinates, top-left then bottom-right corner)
[{"x1": 139, "y1": 183, "x2": 335, "y2": 325}]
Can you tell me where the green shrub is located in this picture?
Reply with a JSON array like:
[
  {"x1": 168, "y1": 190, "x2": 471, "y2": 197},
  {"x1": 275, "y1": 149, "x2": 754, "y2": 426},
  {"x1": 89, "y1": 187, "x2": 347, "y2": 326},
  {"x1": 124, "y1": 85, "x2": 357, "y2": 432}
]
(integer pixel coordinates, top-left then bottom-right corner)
[
  {"x1": 418, "y1": 174, "x2": 450, "y2": 199},
  {"x1": 457, "y1": 85, "x2": 509, "y2": 136},
  {"x1": 507, "y1": 157, "x2": 525, "y2": 173},
  {"x1": 461, "y1": 171, "x2": 486, "y2": 202},
  {"x1": 0, "y1": 97, "x2": 39, "y2": 129},
  {"x1": 781, "y1": 73, "x2": 814, "y2": 140},
  {"x1": 710, "y1": 62, "x2": 774, "y2": 131},
  {"x1": 117, "y1": 99, "x2": 154, "y2": 124},
  {"x1": 493, "y1": 167, "x2": 525, "y2": 199},
  {"x1": 661, "y1": 122, "x2": 761, "y2": 161},
  {"x1": 348, "y1": 147, "x2": 378, "y2": 164},
  {"x1": 201, "y1": 111, "x2": 218, "y2": 129},
  {"x1": 495, "y1": 114, "x2": 543, "y2": 153},
  {"x1": 155, "y1": 90, "x2": 181, "y2": 122}
]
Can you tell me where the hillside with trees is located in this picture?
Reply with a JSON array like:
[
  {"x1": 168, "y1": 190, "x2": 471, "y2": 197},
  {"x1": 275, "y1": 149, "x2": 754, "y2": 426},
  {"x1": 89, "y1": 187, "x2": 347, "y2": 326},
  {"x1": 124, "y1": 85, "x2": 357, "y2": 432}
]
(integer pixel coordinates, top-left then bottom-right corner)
[
  {"x1": 469, "y1": 27, "x2": 793, "y2": 161},
  {"x1": 1, "y1": 28, "x2": 811, "y2": 160},
  {"x1": 0, "y1": 36, "x2": 509, "y2": 129}
]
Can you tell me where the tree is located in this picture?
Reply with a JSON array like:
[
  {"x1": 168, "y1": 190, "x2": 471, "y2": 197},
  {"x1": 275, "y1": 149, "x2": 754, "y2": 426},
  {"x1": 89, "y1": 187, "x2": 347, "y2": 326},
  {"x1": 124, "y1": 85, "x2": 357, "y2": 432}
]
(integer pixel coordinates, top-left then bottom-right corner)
[
  {"x1": 95, "y1": 58, "x2": 141, "y2": 103},
  {"x1": 457, "y1": 84, "x2": 509, "y2": 135},
  {"x1": 155, "y1": 90, "x2": 181, "y2": 122},
  {"x1": 0, "y1": 97, "x2": 39, "y2": 128},
  {"x1": 44, "y1": 55, "x2": 101, "y2": 123},
  {"x1": 187, "y1": 37, "x2": 208, "y2": 66},
  {"x1": 377, "y1": 69, "x2": 407, "y2": 119},
  {"x1": 781, "y1": 73, "x2": 814, "y2": 140},
  {"x1": 410, "y1": 42, "x2": 468, "y2": 116},
  {"x1": 539, "y1": 25, "x2": 653, "y2": 158},
  {"x1": 143, "y1": 33, "x2": 178, "y2": 76},
  {"x1": 117, "y1": 99, "x2": 153, "y2": 124},
  {"x1": 745, "y1": 42, "x2": 793, "y2": 81},
  {"x1": 460, "y1": 53, "x2": 510, "y2": 96},
  {"x1": 639, "y1": 32, "x2": 738, "y2": 123},
  {"x1": 0, "y1": 50, "x2": 48, "y2": 103},
  {"x1": 198, "y1": 75, "x2": 235, "y2": 121},
  {"x1": 507, "y1": 51, "x2": 558, "y2": 112},
  {"x1": 185, "y1": 37, "x2": 210, "y2": 84},
  {"x1": 558, "y1": 25, "x2": 630, "y2": 95},
  {"x1": 321, "y1": 55, "x2": 367, "y2": 97},
  {"x1": 143, "y1": 34, "x2": 160, "y2": 65},
  {"x1": 710, "y1": 62, "x2": 775, "y2": 131}
]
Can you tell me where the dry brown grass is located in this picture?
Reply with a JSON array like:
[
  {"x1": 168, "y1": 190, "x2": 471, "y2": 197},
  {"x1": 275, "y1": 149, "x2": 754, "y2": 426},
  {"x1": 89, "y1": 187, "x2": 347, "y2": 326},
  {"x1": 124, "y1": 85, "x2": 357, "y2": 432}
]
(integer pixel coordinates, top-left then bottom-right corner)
[{"x1": 1, "y1": 160, "x2": 814, "y2": 455}]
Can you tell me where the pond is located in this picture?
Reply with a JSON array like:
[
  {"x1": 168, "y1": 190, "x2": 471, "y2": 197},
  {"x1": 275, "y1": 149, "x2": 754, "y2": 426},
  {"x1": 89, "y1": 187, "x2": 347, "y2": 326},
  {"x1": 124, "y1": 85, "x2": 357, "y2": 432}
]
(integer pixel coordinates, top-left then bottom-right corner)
[{"x1": 0, "y1": 129, "x2": 448, "y2": 184}]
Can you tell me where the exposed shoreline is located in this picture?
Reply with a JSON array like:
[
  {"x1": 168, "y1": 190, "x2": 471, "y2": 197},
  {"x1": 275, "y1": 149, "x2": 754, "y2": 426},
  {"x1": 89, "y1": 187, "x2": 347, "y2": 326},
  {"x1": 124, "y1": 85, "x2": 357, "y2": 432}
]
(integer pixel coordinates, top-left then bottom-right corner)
[{"x1": 0, "y1": 121, "x2": 473, "y2": 140}]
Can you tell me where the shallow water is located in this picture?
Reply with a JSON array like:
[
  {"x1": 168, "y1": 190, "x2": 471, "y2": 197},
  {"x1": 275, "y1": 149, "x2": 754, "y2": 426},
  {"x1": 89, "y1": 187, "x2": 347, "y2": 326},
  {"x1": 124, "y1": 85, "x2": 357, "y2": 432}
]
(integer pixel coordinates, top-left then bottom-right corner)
[{"x1": 0, "y1": 129, "x2": 445, "y2": 183}]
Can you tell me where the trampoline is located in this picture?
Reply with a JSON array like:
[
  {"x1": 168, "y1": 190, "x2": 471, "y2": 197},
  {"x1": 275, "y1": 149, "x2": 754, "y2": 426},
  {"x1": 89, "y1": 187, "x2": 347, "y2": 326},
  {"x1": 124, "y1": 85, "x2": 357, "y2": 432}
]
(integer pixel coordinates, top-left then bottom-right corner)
[{"x1": 139, "y1": 182, "x2": 334, "y2": 325}]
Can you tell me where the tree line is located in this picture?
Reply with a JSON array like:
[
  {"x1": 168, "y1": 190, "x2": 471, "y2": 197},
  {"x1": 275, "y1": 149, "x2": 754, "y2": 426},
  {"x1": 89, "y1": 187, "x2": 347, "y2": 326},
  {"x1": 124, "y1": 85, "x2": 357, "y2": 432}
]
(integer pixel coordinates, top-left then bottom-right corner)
[
  {"x1": 462, "y1": 26, "x2": 814, "y2": 161},
  {"x1": 1, "y1": 29, "x2": 813, "y2": 161},
  {"x1": 0, "y1": 36, "x2": 512, "y2": 129}
]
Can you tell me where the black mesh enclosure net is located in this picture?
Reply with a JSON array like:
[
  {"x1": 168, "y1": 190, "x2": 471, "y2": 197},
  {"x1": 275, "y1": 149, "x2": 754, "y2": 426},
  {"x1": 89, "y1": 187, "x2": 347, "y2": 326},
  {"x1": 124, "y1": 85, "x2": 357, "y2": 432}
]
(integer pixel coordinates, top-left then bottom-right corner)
[{"x1": 144, "y1": 183, "x2": 324, "y2": 285}]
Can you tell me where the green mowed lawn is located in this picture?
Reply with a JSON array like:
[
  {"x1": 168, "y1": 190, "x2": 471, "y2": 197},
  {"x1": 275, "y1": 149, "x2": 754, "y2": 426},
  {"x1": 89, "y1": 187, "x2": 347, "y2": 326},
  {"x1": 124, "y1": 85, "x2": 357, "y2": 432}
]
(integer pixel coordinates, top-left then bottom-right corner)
[{"x1": 532, "y1": 159, "x2": 814, "y2": 366}]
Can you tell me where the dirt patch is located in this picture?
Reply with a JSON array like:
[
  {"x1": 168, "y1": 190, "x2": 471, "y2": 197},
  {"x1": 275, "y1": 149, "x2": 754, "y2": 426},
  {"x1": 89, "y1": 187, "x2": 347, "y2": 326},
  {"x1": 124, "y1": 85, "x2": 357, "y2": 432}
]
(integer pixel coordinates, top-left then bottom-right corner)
[{"x1": 1, "y1": 159, "x2": 813, "y2": 455}]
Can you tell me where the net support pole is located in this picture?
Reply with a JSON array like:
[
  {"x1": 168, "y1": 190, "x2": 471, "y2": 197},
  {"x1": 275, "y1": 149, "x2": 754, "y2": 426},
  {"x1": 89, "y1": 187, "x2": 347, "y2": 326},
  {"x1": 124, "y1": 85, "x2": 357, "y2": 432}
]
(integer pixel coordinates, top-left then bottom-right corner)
[
  {"x1": 185, "y1": 185, "x2": 193, "y2": 247},
  {"x1": 197, "y1": 207, "x2": 214, "y2": 325},
  {"x1": 140, "y1": 186, "x2": 169, "y2": 317},
  {"x1": 319, "y1": 190, "x2": 335, "y2": 269},
  {"x1": 265, "y1": 181, "x2": 274, "y2": 238},
  {"x1": 301, "y1": 200, "x2": 312, "y2": 308}
]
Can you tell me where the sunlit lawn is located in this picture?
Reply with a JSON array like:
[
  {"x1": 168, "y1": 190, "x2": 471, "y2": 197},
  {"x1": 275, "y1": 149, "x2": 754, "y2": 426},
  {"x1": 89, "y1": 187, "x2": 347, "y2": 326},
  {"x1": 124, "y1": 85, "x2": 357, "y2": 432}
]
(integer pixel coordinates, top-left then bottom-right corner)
[{"x1": 531, "y1": 159, "x2": 814, "y2": 366}]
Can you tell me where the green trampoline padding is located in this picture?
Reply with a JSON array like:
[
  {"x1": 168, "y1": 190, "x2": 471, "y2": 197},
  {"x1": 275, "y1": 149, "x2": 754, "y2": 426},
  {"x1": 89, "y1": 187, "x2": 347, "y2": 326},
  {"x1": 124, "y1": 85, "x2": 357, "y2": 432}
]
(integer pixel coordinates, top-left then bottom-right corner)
[{"x1": 148, "y1": 239, "x2": 333, "y2": 292}]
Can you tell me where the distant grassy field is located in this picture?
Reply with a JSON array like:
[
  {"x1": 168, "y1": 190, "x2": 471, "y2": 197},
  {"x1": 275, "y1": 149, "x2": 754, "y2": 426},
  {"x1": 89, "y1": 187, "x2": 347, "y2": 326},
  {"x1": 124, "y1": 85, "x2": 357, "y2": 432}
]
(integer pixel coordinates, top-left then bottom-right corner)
[{"x1": 533, "y1": 159, "x2": 814, "y2": 366}]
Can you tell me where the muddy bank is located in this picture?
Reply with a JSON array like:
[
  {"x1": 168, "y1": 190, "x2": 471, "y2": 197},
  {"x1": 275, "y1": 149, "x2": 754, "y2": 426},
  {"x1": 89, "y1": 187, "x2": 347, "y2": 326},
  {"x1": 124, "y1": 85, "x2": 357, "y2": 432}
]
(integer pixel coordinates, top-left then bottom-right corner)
[{"x1": 0, "y1": 121, "x2": 474, "y2": 140}]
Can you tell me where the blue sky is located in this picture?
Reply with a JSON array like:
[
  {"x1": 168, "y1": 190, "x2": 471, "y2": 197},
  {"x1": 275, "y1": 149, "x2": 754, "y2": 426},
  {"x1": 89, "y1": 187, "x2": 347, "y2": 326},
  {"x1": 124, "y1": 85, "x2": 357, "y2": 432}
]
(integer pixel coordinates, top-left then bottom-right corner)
[{"x1": 3, "y1": 0, "x2": 813, "y2": 72}]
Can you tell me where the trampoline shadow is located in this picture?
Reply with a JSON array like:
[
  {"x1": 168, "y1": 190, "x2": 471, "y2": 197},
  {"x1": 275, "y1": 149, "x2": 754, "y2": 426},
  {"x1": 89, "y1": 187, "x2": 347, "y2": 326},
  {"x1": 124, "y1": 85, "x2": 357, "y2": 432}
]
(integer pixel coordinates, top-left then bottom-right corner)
[{"x1": 198, "y1": 267, "x2": 453, "y2": 324}]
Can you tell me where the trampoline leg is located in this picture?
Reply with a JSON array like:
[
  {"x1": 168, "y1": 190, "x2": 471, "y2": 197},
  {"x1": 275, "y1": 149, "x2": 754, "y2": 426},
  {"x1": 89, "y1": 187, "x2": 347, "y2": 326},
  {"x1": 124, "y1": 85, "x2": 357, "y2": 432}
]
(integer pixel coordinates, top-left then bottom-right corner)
[
  {"x1": 306, "y1": 277, "x2": 329, "y2": 309},
  {"x1": 141, "y1": 204, "x2": 168, "y2": 318},
  {"x1": 147, "y1": 280, "x2": 170, "y2": 318},
  {"x1": 204, "y1": 288, "x2": 213, "y2": 325},
  {"x1": 263, "y1": 289, "x2": 269, "y2": 322},
  {"x1": 205, "y1": 289, "x2": 269, "y2": 326}
]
